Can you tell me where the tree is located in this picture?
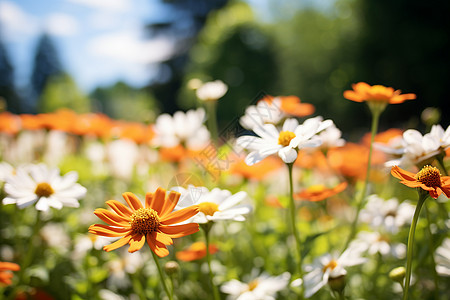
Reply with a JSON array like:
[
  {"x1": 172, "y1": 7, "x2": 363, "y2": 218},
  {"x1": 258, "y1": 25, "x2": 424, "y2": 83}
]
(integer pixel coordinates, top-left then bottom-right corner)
[
  {"x1": 0, "y1": 36, "x2": 20, "y2": 113},
  {"x1": 31, "y1": 33, "x2": 63, "y2": 104},
  {"x1": 38, "y1": 73, "x2": 90, "y2": 113},
  {"x1": 90, "y1": 81, "x2": 159, "y2": 123},
  {"x1": 145, "y1": 0, "x2": 229, "y2": 114}
]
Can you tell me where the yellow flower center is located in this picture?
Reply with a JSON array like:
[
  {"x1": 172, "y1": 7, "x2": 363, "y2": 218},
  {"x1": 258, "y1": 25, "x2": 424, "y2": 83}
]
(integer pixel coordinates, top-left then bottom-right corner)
[
  {"x1": 34, "y1": 182, "x2": 54, "y2": 198},
  {"x1": 247, "y1": 279, "x2": 259, "y2": 291},
  {"x1": 415, "y1": 165, "x2": 441, "y2": 187},
  {"x1": 306, "y1": 184, "x2": 326, "y2": 193},
  {"x1": 278, "y1": 131, "x2": 296, "y2": 147},
  {"x1": 323, "y1": 259, "x2": 338, "y2": 273},
  {"x1": 130, "y1": 208, "x2": 160, "y2": 235},
  {"x1": 198, "y1": 202, "x2": 219, "y2": 216}
]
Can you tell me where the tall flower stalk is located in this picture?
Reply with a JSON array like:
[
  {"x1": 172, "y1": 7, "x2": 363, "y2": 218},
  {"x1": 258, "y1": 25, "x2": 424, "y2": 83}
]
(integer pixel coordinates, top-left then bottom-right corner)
[
  {"x1": 202, "y1": 223, "x2": 220, "y2": 300},
  {"x1": 287, "y1": 163, "x2": 303, "y2": 281},
  {"x1": 343, "y1": 82, "x2": 416, "y2": 248}
]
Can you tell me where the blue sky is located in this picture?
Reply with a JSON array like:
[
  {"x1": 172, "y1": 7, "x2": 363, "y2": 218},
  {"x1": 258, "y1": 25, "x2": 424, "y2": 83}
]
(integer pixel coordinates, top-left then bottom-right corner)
[
  {"x1": 0, "y1": 0, "x2": 179, "y2": 92},
  {"x1": 0, "y1": 0, "x2": 332, "y2": 93}
]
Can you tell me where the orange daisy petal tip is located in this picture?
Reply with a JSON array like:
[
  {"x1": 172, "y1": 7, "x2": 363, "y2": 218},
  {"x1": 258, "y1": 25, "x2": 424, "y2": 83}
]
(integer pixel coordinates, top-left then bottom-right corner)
[
  {"x1": 294, "y1": 182, "x2": 348, "y2": 202},
  {"x1": 344, "y1": 82, "x2": 416, "y2": 104},
  {"x1": 391, "y1": 165, "x2": 450, "y2": 199},
  {"x1": 175, "y1": 242, "x2": 219, "y2": 261},
  {"x1": 0, "y1": 262, "x2": 20, "y2": 286},
  {"x1": 90, "y1": 189, "x2": 200, "y2": 256}
]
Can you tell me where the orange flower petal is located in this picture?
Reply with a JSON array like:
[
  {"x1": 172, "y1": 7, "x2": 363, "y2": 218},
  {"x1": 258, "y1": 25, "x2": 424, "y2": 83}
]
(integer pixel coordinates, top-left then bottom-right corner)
[
  {"x1": 122, "y1": 192, "x2": 143, "y2": 211},
  {"x1": 0, "y1": 262, "x2": 20, "y2": 272},
  {"x1": 94, "y1": 209, "x2": 130, "y2": 227},
  {"x1": 128, "y1": 234, "x2": 146, "y2": 253},
  {"x1": 105, "y1": 200, "x2": 133, "y2": 218},
  {"x1": 390, "y1": 166, "x2": 417, "y2": 181},
  {"x1": 151, "y1": 188, "x2": 167, "y2": 215},
  {"x1": 160, "y1": 191, "x2": 181, "y2": 216},
  {"x1": 88, "y1": 224, "x2": 131, "y2": 237},
  {"x1": 152, "y1": 231, "x2": 173, "y2": 245},
  {"x1": 145, "y1": 192, "x2": 154, "y2": 209},
  {"x1": 159, "y1": 223, "x2": 200, "y2": 238},
  {"x1": 160, "y1": 206, "x2": 199, "y2": 225},
  {"x1": 147, "y1": 233, "x2": 169, "y2": 257},
  {"x1": 103, "y1": 234, "x2": 132, "y2": 252}
]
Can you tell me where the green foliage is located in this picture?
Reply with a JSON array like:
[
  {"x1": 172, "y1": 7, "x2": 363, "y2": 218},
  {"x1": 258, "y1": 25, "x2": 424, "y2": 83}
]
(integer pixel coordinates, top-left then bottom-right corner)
[
  {"x1": 38, "y1": 73, "x2": 90, "y2": 113},
  {"x1": 91, "y1": 81, "x2": 159, "y2": 123}
]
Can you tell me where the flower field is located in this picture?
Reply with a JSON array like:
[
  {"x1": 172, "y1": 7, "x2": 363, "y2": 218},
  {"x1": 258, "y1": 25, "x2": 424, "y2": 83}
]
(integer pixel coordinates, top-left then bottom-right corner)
[{"x1": 0, "y1": 82, "x2": 449, "y2": 300}]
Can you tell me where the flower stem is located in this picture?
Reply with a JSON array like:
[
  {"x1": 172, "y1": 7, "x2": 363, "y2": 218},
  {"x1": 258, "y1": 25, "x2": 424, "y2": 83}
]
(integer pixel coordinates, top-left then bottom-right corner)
[
  {"x1": 287, "y1": 163, "x2": 303, "y2": 293},
  {"x1": 423, "y1": 203, "x2": 439, "y2": 298},
  {"x1": 403, "y1": 192, "x2": 427, "y2": 300},
  {"x1": 203, "y1": 224, "x2": 220, "y2": 300},
  {"x1": 151, "y1": 249, "x2": 173, "y2": 300},
  {"x1": 205, "y1": 100, "x2": 219, "y2": 146},
  {"x1": 345, "y1": 109, "x2": 381, "y2": 249},
  {"x1": 436, "y1": 154, "x2": 448, "y2": 176}
]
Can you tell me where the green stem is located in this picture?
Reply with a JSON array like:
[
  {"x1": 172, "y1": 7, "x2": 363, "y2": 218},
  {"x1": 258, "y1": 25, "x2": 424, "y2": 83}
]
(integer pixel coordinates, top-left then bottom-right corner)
[
  {"x1": 205, "y1": 101, "x2": 219, "y2": 146},
  {"x1": 287, "y1": 163, "x2": 303, "y2": 295},
  {"x1": 436, "y1": 155, "x2": 448, "y2": 176},
  {"x1": 403, "y1": 192, "x2": 427, "y2": 300},
  {"x1": 151, "y1": 249, "x2": 173, "y2": 300},
  {"x1": 345, "y1": 109, "x2": 381, "y2": 249},
  {"x1": 423, "y1": 203, "x2": 439, "y2": 297},
  {"x1": 203, "y1": 224, "x2": 220, "y2": 300}
]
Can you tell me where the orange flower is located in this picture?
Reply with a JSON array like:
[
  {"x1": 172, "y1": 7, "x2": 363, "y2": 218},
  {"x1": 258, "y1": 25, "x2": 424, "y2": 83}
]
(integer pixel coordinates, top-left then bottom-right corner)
[
  {"x1": 294, "y1": 182, "x2": 347, "y2": 202},
  {"x1": 391, "y1": 165, "x2": 450, "y2": 199},
  {"x1": 176, "y1": 241, "x2": 218, "y2": 262},
  {"x1": 19, "y1": 114, "x2": 46, "y2": 131},
  {"x1": 261, "y1": 95, "x2": 315, "y2": 117},
  {"x1": 344, "y1": 82, "x2": 416, "y2": 104},
  {"x1": 230, "y1": 155, "x2": 283, "y2": 180},
  {"x1": 89, "y1": 188, "x2": 200, "y2": 257},
  {"x1": 0, "y1": 261, "x2": 20, "y2": 285},
  {"x1": 0, "y1": 112, "x2": 21, "y2": 135}
]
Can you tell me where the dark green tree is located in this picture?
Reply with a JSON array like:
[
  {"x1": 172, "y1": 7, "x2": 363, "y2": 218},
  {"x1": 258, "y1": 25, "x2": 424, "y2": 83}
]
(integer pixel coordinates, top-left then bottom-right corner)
[
  {"x1": 0, "y1": 36, "x2": 20, "y2": 113},
  {"x1": 31, "y1": 34, "x2": 63, "y2": 106},
  {"x1": 145, "y1": 0, "x2": 229, "y2": 114}
]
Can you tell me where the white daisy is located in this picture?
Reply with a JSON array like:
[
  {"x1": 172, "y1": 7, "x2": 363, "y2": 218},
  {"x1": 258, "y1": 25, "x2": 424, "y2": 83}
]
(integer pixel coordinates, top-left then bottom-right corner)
[
  {"x1": 3, "y1": 164, "x2": 87, "y2": 211},
  {"x1": 0, "y1": 162, "x2": 14, "y2": 182},
  {"x1": 172, "y1": 185, "x2": 252, "y2": 224},
  {"x1": 236, "y1": 117, "x2": 332, "y2": 165},
  {"x1": 303, "y1": 243, "x2": 367, "y2": 298},
  {"x1": 196, "y1": 80, "x2": 228, "y2": 101},
  {"x1": 385, "y1": 129, "x2": 441, "y2": 167},
  {"x1": 316, "y1": 122, "x2": 345, "y2": 149},
  {"x1": 359, "y1": 195, "x2": 415, "y2": 234},
  {"x1": 435, "y1": 237, "x2": 450, "y2": 276},
  {"x1": 106, "y1": 139, "x2": 139, "y2": 180},
  {"x1": 153, "y1": 108, "x2": 210, "y2": 150},
  {"x1": 239, "y1": 99, "x2": 285, "y2": 131},
  {"x1": 429, "y1": 124, "x2": 450, "y2": 150},
  {"x1": 221, "y1": 271, "x2": 290, "y2": 300},
  {"x1": 352, "y1": 231, "x2": 406, "y2": 259}
]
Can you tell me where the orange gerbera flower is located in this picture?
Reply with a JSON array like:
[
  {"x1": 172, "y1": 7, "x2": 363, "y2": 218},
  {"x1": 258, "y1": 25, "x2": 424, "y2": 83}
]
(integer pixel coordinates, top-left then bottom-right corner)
[
  {"x1": 0, "y1": 112, "x2": 21, "y2": 135},
  {"x1": 344, "y1": 82, "x2": 416, "y2": 104},
  {"x1": 294, "y1": 182, "x2": 348, "y2": 202},
  {"x1": 261, "y1": 95, "x2": 315, "y2": 117},
  {"x1": 176, "y1": 241, "x2": 219, "y2": 262},
  {"x1": 230, "y1": 155, "x2": 283, "y2": 180},
  {"x1": 0, "y1": 261, "x2": 20, "y2": 285},
  {"x1": 89, "y1": 188, "x2": 200, "y2": 257},
  {"x1": 391, "y1": 165, "x2": 450, "y2": 199}
]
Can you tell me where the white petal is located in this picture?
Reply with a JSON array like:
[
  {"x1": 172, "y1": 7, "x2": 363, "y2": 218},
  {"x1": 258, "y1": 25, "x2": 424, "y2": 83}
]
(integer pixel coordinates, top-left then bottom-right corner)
[
  {"x1": 218, "y1": 191, "x2": 248, "y2": 211},
  {"x1": 278, "y1": 147, "x2": 297, "y2": 163}
]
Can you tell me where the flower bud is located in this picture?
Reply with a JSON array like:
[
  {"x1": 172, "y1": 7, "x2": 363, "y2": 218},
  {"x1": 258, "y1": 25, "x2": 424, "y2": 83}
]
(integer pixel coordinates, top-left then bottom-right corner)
[
  {"x1": 328, "y1": 274, "x2": 346, "y2": 293},
  {"x1": 164, "y1": 261, "x2": 180, "y2": 276},
  {"x1": 389, "y1": 266, "x2": 406, "y2": 283}
]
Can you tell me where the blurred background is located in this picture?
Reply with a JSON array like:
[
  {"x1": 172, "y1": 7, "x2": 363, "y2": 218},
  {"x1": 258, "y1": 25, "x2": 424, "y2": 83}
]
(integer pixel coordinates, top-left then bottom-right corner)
[{"x1": 1, "y1": 0, "x2": 449, "y2": 138}]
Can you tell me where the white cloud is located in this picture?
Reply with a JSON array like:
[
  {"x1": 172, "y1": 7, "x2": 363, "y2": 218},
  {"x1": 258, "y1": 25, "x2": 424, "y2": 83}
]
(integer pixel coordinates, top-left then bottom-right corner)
[
  {"x1": 45, "y1": 13, "x2": 79, "y2": 36},
  {"x1": 0, "y1": 1, "x2": 38, "y2": 40},
  {"x1": 86, "y1": 30, "x2": 176, "y2": 64},
  {"x1": 67, "y1": 0, "x2": 130, "y2": 12}
]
